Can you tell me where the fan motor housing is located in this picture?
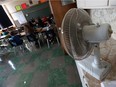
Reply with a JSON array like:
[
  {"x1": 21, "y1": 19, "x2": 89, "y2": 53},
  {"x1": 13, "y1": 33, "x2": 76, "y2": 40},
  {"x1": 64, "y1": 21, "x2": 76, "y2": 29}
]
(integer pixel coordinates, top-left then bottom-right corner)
[{"x1": 83, "y1": 23, "x2": 112, "y2": 43}]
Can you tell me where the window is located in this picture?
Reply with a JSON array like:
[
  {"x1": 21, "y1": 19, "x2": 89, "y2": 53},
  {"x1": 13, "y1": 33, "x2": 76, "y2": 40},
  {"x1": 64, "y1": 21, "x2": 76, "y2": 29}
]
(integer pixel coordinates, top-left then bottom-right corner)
[{"x1": 61, "y1": 0, "x2": 76, "y2": 6}]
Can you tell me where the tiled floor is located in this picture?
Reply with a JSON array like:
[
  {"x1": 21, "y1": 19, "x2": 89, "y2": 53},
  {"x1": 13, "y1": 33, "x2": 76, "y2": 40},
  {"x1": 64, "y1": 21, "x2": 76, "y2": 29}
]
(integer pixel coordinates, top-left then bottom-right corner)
[{"x1": 0, "y1": 44, "x2": 82, "y2": 87}]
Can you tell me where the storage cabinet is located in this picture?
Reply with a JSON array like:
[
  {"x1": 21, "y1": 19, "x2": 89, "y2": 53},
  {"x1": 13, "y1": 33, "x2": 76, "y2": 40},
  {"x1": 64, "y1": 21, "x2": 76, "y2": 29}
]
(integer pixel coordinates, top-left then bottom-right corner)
[
  {"x1": 77, "y1": 0, "x2": 116, "y2": 9},
  {"x1": 109, "y1": 0, "x2": 116, "y2": 6}
]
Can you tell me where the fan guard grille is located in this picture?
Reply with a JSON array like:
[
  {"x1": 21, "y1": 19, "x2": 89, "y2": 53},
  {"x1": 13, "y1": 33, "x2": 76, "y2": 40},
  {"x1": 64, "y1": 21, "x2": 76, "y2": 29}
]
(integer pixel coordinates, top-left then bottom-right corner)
[{"x1": 61, "y1": 8, "x2": 93, "y2": 60}]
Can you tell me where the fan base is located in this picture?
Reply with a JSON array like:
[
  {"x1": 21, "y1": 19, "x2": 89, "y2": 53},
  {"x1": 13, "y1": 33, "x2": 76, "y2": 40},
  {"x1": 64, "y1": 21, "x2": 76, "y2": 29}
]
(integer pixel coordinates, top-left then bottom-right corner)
[{"x1": 77, "y1": 55, "x2": 111, "y2": 80}]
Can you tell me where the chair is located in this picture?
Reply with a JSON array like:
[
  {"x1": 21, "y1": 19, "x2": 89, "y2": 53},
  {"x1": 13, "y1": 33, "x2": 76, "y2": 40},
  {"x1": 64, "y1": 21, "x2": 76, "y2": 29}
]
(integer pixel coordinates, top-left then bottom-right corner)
[
  {"x1": 9, "y1": 35, "x2": 23, "y2": 46},
  {"x1": 26, "y1": 33, "x2": 41, "y2": 48},
  {"x1": 8, "y1": 35, "x2": 25, "y2": 54},
  {"x1": 43, "y1": 27, "x2": 60, "y2": 48}
]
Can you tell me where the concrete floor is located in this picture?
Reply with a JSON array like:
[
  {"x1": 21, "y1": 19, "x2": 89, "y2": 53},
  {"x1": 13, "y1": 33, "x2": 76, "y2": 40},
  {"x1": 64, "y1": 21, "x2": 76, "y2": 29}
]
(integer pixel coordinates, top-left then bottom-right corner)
[{"x1": 0, "y1": 44, "x2": 82, "y2": 87}]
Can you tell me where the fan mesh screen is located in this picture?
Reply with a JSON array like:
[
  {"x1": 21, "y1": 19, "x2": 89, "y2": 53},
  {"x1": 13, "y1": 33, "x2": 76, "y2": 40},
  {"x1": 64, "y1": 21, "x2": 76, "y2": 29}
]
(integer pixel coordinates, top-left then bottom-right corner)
[{"x1": 61, "y1": 8, "x2": 93, "y2": 60}]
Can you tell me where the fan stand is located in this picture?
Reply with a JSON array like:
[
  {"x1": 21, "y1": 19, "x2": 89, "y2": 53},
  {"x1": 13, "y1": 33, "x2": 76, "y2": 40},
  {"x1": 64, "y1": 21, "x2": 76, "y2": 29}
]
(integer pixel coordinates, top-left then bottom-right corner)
[{"x1": 77, "y1": 44, "x2": 111, "y2": 80}]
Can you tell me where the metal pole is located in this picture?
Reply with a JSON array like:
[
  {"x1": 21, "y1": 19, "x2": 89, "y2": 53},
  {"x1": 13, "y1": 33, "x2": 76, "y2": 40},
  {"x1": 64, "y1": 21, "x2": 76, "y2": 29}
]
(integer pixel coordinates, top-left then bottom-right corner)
[{"x1": 92, "y1": 44, "x2": 102, "y2": 68}]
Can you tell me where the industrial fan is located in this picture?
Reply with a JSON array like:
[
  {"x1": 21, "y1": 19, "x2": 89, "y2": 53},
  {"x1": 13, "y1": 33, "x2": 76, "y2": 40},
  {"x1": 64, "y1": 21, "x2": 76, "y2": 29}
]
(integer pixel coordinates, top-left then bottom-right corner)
[{"x1": 61, "y1": 8, "x2": 112, "y2": 80}]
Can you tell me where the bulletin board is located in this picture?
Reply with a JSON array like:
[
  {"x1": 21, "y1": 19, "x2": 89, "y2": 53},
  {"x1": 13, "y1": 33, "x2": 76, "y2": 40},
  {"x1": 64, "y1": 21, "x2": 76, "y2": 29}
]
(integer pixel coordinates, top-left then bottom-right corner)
[{"x1": 22, "y1": 1, "x2": 51, "y2": 21}]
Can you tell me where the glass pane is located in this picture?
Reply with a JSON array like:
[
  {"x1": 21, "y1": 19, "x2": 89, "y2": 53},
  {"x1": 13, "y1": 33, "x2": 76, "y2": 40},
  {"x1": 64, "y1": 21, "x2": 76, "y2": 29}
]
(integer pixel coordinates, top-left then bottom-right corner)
[{"x1": 61, "y1": 0, "x2": 76, "y2": 6}]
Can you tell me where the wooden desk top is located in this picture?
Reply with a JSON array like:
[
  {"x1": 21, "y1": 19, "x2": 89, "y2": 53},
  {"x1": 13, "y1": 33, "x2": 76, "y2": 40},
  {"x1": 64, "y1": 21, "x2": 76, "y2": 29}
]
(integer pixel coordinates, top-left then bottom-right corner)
[
  {"x1": 20, "y1": 32, "x2": 26, "y2": 36},
  {"x1": 36, "y1": 28, "x2": 43, "y2": 33},
  {"x1": 36, "y1": 27, "x2": 50, "y2": 33},
  {"x1": 0, "y1": 35, "x2": 9, "y2": 39}
]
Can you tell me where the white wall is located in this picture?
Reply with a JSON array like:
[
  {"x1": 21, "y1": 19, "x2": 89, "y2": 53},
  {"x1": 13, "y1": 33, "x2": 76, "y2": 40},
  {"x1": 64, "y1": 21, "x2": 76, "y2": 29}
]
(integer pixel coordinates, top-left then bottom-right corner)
[
  {"x1": 3, "y1": 0, "x2": 38, "y2": 14},
  {"x1": 90, "y1": 8, "x2": 116, "y2": 40},
  {"x1": 2, "y1": 0, "x2": 38, "y2": 26}
]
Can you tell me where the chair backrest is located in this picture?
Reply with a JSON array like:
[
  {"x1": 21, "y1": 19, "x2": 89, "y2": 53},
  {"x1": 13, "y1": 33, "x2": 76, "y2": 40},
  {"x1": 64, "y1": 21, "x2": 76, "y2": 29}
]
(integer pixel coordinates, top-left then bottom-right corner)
[
  {"x1": 9, "y1": 35, "x2": 23, "y2": 46},
  {"x1": 26, "y1": 34, "x2": 36, "y2": 42}
]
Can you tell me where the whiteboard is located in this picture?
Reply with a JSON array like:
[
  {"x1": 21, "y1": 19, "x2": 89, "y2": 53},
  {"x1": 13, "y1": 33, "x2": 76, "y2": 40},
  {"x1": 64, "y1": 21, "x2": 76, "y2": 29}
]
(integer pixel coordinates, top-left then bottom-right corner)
[{"x1": 12, "y1": 11, "x2": 27, "y2": 24}]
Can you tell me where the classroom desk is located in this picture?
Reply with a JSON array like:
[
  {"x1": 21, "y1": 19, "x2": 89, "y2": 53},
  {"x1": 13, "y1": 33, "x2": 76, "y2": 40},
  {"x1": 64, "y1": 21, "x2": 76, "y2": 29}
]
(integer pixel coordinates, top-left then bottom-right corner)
[
  {"x1": 35, "y1": 27, "x2": 50, "y2": 33},
  {"x1": 0, "y1": 35, "x2": 9, "y2": 39}
]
